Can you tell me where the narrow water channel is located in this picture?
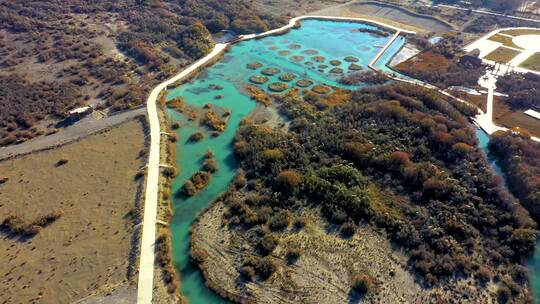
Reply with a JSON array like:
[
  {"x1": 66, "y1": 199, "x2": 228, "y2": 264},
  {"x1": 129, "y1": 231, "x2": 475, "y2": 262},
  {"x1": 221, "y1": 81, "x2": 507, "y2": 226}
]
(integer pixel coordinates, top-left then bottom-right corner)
[{"x1": 475, "y1": 128, "x2": 540, "y2": 302}]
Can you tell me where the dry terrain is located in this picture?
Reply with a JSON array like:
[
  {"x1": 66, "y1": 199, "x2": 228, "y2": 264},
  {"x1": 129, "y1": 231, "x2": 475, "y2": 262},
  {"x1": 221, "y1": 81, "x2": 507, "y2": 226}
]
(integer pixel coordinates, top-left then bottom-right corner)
[
  {"x1": 314, "y1": 1, "x2": 454, "y2": 34},
  {"x1": 250, "y1": 0, "x2": 350, "y2": 17},
  {"x1": 192, "y1": 201, "x2": 495, "y2": 304},
  {"x1": 494, "y1": 97, "x2": 540, "y2": 137},
  {"x1": 0, "y1": 118, "x2": 147, "y2": 304}
]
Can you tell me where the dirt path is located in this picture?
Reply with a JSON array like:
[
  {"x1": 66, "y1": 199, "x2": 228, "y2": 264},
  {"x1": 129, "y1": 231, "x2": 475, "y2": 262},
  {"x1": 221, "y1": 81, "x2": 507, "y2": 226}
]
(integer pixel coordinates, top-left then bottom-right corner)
[{"x1": 0, "y1": 107, "x2": 146, "y2": 161}]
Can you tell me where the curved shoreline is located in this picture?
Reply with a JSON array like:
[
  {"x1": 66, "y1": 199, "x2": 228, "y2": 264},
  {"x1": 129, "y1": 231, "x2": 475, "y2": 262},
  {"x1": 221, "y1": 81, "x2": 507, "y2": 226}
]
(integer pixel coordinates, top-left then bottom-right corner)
[{"x1": 137, "y1": 15, "x2": 417, "y2": 304}]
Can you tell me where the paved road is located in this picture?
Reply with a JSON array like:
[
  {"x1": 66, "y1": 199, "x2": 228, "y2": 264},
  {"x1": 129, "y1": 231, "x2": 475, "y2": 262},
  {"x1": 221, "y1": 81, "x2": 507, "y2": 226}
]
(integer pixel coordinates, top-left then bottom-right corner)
[
  {"x1": 0, "y1": 107, "x2": 146, "y2": 161},
  {"x1": 136, "y1": 43, "x2": 228, "y2": 304}
]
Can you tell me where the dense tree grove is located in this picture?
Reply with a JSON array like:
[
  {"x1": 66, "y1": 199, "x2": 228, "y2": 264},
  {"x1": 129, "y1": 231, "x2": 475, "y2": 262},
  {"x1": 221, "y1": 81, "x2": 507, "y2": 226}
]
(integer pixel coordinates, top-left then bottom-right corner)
[
  {"x1": 489, "y1": 131, "x2": 540, "y2": 223},
  {"x1": 496, "y1": 73, "x2": 540, "y2": 109},
  {"x1": 223, "y1": 83, "x2": 536, "y2": 301}
]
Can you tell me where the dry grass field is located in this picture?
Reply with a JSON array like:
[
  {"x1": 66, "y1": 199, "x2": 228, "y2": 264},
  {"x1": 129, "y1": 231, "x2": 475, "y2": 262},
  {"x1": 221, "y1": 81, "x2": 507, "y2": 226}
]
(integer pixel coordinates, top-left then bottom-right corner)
[
  {"x1": 484, "y1": 46, "x2": 521, "y2": 62},
  {"x1": 520, "y1": 52, "x2": 540, "y2": 71},
  {"x1": 487, "y1": 34, "x2": 523, "y2": 50},
  {"x1": 0, "y1": 118, "x2": 147, "y2": 304},
  {"x1": 494, "y1": 97, "x2": 540, "y2": 137},
  {"x1": 448, "y1": 90, "x2": 487, "y2": 113}
]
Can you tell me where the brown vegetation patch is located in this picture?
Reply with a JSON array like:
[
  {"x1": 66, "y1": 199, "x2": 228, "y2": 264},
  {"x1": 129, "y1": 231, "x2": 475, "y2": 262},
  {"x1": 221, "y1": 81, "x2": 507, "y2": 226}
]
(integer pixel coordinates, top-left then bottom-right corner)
[
  {"x1": 348, "y1": 63, "x2": 363, "y2": 71},
  {"x1": 487, "y1": 34, "x2": 523, "y2": 50},
  {"x1": 290, "y1": 55, "x2": 305, "y2": 62},
  {"x1": 201, "y1": 111, "x2": 227, "y2": 132},
  {"x1": 245, "y1": 85, "x2": 272, "y2": 106},
  {"x1": 278, "y1": 73, "x2": 296, "y2": 82},
  {"x1": 520, "y1": 52, "x2": 540, "y2": 71},
  {"x1": 396, "y1": 50, "x2": 450, "y2": 73},
  {"x1": 182, "y1": 171, "x2": 212, "y2": 196},
  {"x1": 249, "y1": 76, "x2": 269, "y2": 85},
  {"x1": 312, "y1": 56, "x2": 326, "y2": 62},
  {"x1": 155, "y1": 230, "x2": 180, "y2": 294},
  {"x1": 311, "y1": 85, "x2": 332, "y2": 95},
  {"x1": 344, "y1": 56, "x2": 359, "y2": 62},
  {"x1": 501, "y1": 29, "x2": 540, "y2": 36},
  {"x1": 329, "y1": 60, "x2": 342, "y2": 66},
  {"x1": 189, "y1": 131, "x2": 205, "y2": 142},
  {"x1": 167, "y1": 97, "x2": 185, "y2": 112},
  {"x1": 246, "y1": 62, "x2": 263, "y2": 70},
  {"x1": 0, "y1": 119, "x2": 146, "y2": 304},
  {"x1": 447, "y1": 91, "x2": 487, "y2": 113},
  {"x1": 295, "y1": 79, "x2": 314, "y2": 88},
  {"x1": 394, "y1": 43, "x2": 485, "y2": 89},
  {"x1": 494, "y1": 96, "x2": 540, "y2": 138},
  {"x1": 261, "y1": 67, "x2": 280, "y2": 76},
  {"x1": 287, "y1": 44, "x2": 302, "y2": 50},
  {"x1": 329, "y1": 67, "x2": 344, "y2": 74},
  {"x1": 484, "y1": 47, "x2": 520, "y2": 63},
  {"x1": 277, "y1": 50, "x2": 292, "y2": 56},
  {"x1": 268, "y1": 82, "x2": 289, "y2": 92},
  {"x1": 302, "y1": 49, "x2": 319, "y2": 55},
  {"x1": 1, "y1": 211, "x2": 63, "y2": 237},
  {"x1": 338, "y1": 71, "x2": 386, "y2": 85}
]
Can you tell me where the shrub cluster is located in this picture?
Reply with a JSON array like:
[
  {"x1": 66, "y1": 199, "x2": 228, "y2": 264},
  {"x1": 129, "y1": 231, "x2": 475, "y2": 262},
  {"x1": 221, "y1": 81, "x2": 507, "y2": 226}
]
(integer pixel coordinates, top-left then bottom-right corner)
[
  {"x1": 226, "y1": 82, "x2": 535, "y2": 300},
  {"x1": 1, "y1": 211, "x2": 63, "y2": 237}
]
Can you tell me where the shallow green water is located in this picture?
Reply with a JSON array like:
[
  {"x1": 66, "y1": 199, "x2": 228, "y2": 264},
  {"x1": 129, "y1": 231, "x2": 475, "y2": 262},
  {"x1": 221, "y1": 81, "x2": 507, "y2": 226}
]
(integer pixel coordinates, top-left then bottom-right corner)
[
  {"x1": 476, "y1": 129, "x2": 540, "y2": 303},
  {"x1": 166, "y1": 19, "x2": 406, "y2": 303}
]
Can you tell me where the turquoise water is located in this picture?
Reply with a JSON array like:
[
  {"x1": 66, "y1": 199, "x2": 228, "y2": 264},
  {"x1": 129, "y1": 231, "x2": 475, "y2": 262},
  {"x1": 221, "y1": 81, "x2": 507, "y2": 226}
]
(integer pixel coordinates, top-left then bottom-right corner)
[
  {"x1": 476, "y1": 128, "x2": 540, "y2": 302},
  {"x1": 476, "y1": 128, "x2": 506, "y2": 181},
  {"x1": 166, "y1": 19, "x2": 409, "y2": 303}
]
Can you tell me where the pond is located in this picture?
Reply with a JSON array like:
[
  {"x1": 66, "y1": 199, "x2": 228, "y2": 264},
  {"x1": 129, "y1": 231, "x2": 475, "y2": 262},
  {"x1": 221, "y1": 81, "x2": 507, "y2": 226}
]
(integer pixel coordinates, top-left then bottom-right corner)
[{"x1": 165, "y1": 19, "x2": 408, "y2": 303}]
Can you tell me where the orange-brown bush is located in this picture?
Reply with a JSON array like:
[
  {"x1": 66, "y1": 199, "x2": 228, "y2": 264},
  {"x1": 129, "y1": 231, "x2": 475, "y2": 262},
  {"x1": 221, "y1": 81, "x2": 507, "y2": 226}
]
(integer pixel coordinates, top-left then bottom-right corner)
[{"x1": 1, "y1": 211, "x2": 63, "y2": 237}]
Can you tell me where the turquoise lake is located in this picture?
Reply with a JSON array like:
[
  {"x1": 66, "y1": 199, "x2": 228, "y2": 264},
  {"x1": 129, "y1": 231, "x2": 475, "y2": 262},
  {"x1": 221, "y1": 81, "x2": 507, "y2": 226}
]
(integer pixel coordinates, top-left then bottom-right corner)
[
  {"x1": 164, "y1": 19, "x2": 442, "y2": 303},
  {"x1": 164, "y1": 18, "x2": 540, "y2": 303}
]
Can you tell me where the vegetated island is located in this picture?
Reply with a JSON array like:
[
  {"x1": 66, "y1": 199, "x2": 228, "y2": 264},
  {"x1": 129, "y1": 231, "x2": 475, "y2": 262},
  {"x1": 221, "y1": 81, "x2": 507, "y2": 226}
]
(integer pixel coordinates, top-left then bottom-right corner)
[{"x1": 191, "y1": 82, "x2": 537, "y2": 303}]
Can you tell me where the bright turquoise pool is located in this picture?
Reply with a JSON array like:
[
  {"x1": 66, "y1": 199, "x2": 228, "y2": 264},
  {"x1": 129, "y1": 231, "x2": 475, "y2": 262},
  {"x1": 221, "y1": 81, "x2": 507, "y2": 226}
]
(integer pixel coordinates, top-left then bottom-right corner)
[{"x1": 166, "y1": 19, "x2": 408, "y2": 303}]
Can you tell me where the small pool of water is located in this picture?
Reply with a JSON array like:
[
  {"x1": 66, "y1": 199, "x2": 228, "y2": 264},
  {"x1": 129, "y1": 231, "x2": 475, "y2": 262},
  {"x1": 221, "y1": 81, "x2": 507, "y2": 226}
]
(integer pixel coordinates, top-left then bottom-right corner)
[{"x1": 166, "y1": 19, "x2": 409, "y2": 303}]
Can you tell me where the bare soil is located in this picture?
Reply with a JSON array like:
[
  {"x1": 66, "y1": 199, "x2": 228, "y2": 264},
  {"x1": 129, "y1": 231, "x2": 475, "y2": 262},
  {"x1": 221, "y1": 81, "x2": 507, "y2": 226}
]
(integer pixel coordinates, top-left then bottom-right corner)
[
  {"x1": 0, "y1": 119, "x2": 147, "y2": 304},
  {"x1": 313, "y1": 1, "x2": 454, "y2": 34},
  {"x1": 192, "y1": 201, "x2": 496, "y2": 304},
  {"x1": 494, "y1": 97, "x2": 540, "y2": 138}
]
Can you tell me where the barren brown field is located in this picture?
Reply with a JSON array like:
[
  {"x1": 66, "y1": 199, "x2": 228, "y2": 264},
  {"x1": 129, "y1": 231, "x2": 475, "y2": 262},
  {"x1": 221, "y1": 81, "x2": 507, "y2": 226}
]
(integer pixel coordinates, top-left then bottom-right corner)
[
  {"x1": 0, "y1": 118, "x2": 147, "y2": 304},
  {"x1": 494, "y1": 98, "x2": 540, "y2": 138},
  {"x1": 484, "y1": 46, "x2": 521, "y2": 63},
  {"x1": 448, "y1": 90, "x2": 488, "y2": 113}
]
